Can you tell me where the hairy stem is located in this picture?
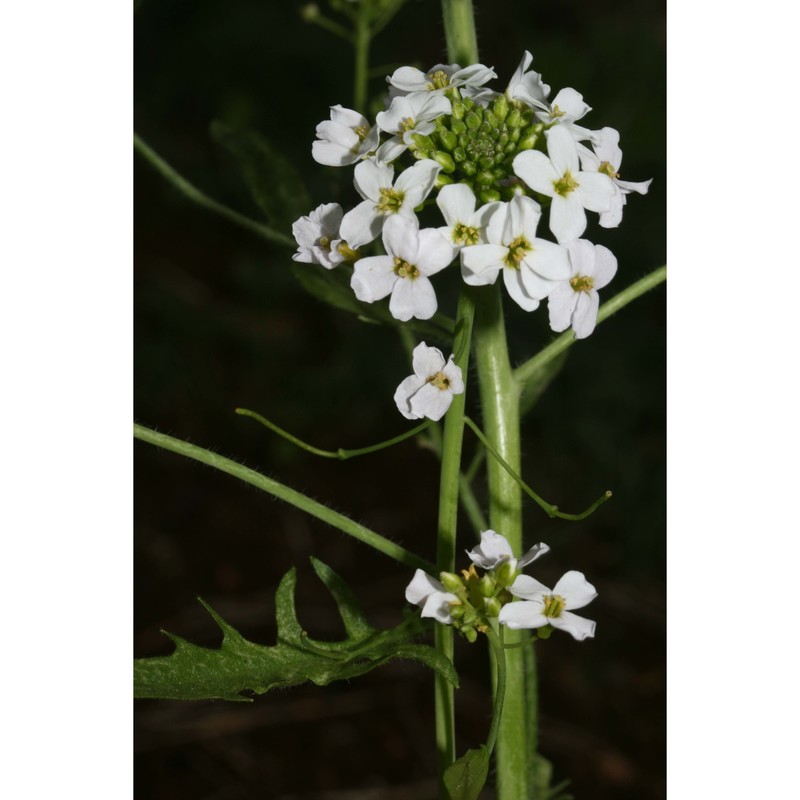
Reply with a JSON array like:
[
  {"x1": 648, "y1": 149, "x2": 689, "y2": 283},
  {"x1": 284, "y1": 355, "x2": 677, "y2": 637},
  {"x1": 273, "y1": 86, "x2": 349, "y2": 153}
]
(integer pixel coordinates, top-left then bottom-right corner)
[
  {"x1": 134, "y1": 424, "x2": 433, "y2": 573},
  {"x1": 434, "y1": 291, "x2": 475, "y2": 797},
  {"x1": 441, "y1": 0, "x2": 479, "y2": 64}
]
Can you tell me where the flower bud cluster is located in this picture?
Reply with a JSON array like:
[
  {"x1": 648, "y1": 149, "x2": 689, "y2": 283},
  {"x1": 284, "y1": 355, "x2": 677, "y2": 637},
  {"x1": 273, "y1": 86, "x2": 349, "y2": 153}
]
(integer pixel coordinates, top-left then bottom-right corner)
[{"x1": 405, "y1": 530, "x2": 598, "y2": 642}]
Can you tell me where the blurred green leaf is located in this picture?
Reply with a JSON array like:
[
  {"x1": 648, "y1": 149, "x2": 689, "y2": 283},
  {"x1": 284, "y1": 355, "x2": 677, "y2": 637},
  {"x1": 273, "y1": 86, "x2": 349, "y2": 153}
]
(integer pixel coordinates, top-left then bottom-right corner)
[
  {"x1": 134, "y1": 558, "x2": 458, "y2": 701},
  {"x1": 210, "y1": 120, "x2": 311, "y2": 230},
  {"x1": 444, "y1": 745, "x2": 490, "y2": 800},
  {"x1": 533, "y1": 754, "x2": 573, "y2": 800},
  {"x1": 519, "y1": 350, "x2": 569, "y2": 418},
  {"x1": 291, "y1": 261, "x2": 455, "y2": 340}
]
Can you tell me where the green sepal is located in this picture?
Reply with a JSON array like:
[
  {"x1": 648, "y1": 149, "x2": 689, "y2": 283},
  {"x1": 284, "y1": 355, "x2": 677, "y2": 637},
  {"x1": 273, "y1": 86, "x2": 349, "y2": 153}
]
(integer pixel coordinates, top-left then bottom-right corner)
[
  {"x1": 210, "y1": 120, "x2": 310, "y2": 231},
  {"x1": 134, "y1": 559, "x2": 459, "y2": 701},
  {"x1": 443, "y1": 745, "x2": 490, "y2": 800}
]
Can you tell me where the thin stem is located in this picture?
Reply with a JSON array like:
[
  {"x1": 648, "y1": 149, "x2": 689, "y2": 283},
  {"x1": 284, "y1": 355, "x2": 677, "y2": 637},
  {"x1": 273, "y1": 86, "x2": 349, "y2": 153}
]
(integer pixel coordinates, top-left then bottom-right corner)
[
  {"x1": 471, "y1": 283, "x2": 529, "y2": 800},
  {"x1": 485, "y1": 625, "x2": 507, "y2": 756},
  {"x1": 441, "y1": 0, "x2": 479, "y2": 65},
  {"x1": 464, "y1": 416, "x2": 612, "y2": 521},
  {"x1": 458, "y1": 473, "x2": 488, "y2": 535},
  {"x1": 134, "y1": 424, "x2": 434, "y2": 573},
  {"x1": 133, "y1": 134, "x2": 295, "y2": 249},
  {"x1": 369, "y1": 0, "x2": 408, "y2": 37},
  {"x1": 434, "y1": 291, "x2": 475, "y2": 797},
  {"x1": 514, "y1": 266, "x2": 667, "y2": 387},
  {"x1": 235, "y1": 407, "x2": 432, "y2": 460},
  {"x1": 307, "y1": 14, "x2": 354, "y2": 42},
  {"x1": 353, "y1": 10, "x2": 370, "y2": 114},
  {"x1": 464, "y1": 445, "x2": 486, "y2": 484}
]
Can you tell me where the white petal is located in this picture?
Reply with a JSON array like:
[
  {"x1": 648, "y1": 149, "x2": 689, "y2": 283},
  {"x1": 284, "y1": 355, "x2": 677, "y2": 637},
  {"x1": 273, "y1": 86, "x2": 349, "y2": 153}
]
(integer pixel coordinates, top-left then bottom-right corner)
[
  {"x1": 574, "y1": 172, "x2": 616, "y2": 213},
  {"x1": 340, "y1": 199, "x2": 383, "y2": 249},
  {"x1": 383, "y1": 214, "x2": 420, "y2": 262},
  {"x1": 599, "y1": 193, "x2": 625, "y2": 229},
  {"x1": 547, "y1": 283, "x2": 577, "y2": 333},
  {"x1": 592, "y1": 126, "x2": 622, "y2": 167},
  {"x1": 394, "y1": 375, "x2": 426, "y2": 419},
  {"x1": 461, "y1": 244, "x2": 506, "y2": 285},
  {"x1": 508, "y1": 574, "x2": 551, "y2": 601},
  {"x1": 467, "y1": 530, "x2": 514, "y2": 569},
  {"x1": 592, "y1": 244, "x2": 617, "y2": 290},
  {"x1": 517, "y1": 542, "x2": 550, "y2": 568},
  {"x1": 550, "y1": 611, "x2": 596, "y2": 640},
  {"x1": 376, "y1": 96, "x2": 414, "y2": 134},
  {"x1": 550, "y1": 88, "x2": 591, "y2": 121},
  {"x1": 387, "y1": 66, "x2": 429, "y2": 92},
  {"x1": 376, "y1": 137, "x2": 408, "y2": 164},
  {"x1": 417, "y1": 228, "x2": 457, "y2": 275},
  {"x1": 412, "y1": 342, "x2": 446, "y2": 379},
  {"x1": 351, "y1": 256, "x2": 396, "y2": 302},
  {"x1": 421, "y1": 591, "x2": 458, "y2": 624},
  {"x1": 409, "y1": 382, "x2": 454, "y2": 422},
  {"x1": 405, "y1": 569, "x2": 445, "y2": 605},
  {"x1": 311, "y1": 202, "x2": 344, "y2": 234},
  {"x1": 441, "y1": 357, "x2": 464, "y2": 394},
  {"x1": 389, "y1": 276, "x2": 437, "y2": 321},
  {"x1": 451, "y1": 63, "x2": 497, "y2": 87},
  {"x1": 329, "y1": 105, "x2": 367, "y2": 128},
  {"x1": 572, "y1": 290, "x2": 600, "y2": 339},
  {"x1": 436, "y1": 183, "x2": 477, "y2": 227},
  {"x1": 525, "y1": 239, "x2": 571, "y2": 281},
  {"x1": 395, "y1": 159, "x2": 440, "y2": 204},
  {"x1": 513, "y1": 150, "x2": 557, "y2": 196},
  {"x1": 617, "y1": 177, "x2": 652, "y2": 195},
  {"x1": 312, "y1": 140, "x2": 354, "y2": 167},
  {"x1": 546, "y1": 125, "x2": 579, "y2": 176},
  {"x1": 498, "y1": 601, "x2": 548, "y2": 630},
  {"x1": 565, "y1": 239, "x2": 595, "y2": 276},
  {"x1": 316, "y1": 120, "x2": 360, "y2": 150},
  {"x1": 552, "y1": 570, "x2": 598, "y2": 610},
  {"x1": 353, "y1": 158, "x2": 393, "y2": 201},
  {"x1": 503, "y1": 267, "x2": 540, "y2": 311},
  {"x1": 549, "y1": 195, "x2": 586, "y2": 244},
  {"x1": 417, "y1": 92, "x2": 452, "y2": 122}
]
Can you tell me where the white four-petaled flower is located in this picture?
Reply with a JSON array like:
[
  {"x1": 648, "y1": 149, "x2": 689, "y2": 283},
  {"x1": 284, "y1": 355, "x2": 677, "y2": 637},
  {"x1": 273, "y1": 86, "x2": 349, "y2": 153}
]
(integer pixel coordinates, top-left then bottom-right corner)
[
  {"x1": 577, "y1": 127, "x2": 652, "y2": 228},
  {"x1": 466, "y1": 530, "x2": 549, "y2": 574},
  {"x1": 504, "y1": 50, "x2": 550, "y2": 111},
  {"x1": 340, "y1": 158, "x2": 441, "y2": 249},
  {"x1": 394, "y1": 342, "x2": 464, "y2": 421},
  {"x1": 405, "y1": 569, "x2": 459, "y2": 624},
  {"x1": 375, "y1": 93, "x2": 452, "y2": 163},
  {"x1": 513, "y1": 126, "x2": 616, "y2": 244},
  {"x1": 436, "y1": 183, "x2": 494, "y2": 250},
  {"x1": 291, "y1": 203, "x2": 348, "y2": 269},
  {"x1": 548, "y1": 240, "x2": 617, "y2": 339},
  {"x1": 534, "y1": 87, "x2": 595, "y2": 142},
  {"x1": 312, "y1": 105, "x2": 380, "y2": 167},
  {"x1": 351, "y1": 215, "x2": 456, "y2": 321},
  {"x1": 387, "y1": 63, "x2": 497, "y2": 97},
  {"x1": 460, "y1": 194, "x2": 571, "y2": 310},
  {"x1": 499, "y1": 570, "x2": 597, "y2": 640}
]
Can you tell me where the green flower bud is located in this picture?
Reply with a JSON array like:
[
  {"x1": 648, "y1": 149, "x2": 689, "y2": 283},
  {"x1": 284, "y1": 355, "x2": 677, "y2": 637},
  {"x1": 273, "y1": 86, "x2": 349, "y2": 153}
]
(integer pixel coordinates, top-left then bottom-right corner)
[
  {"x1": 463, "y1": 97, "x2": 476, "y2": 111},
  {"x1": 453, "y1": 146, "x2": 466, "y2": 163},
  {"x1": 463, "y1": 627, "x2": 478, "y2": 643},
  {"x1": 483, "y1": 596, "x2": 502, "y2": 617},
  {"x1": 492, "y1": 94, "x2": 510, "y2": 122},
  {"x1": 475, "y1": 169, "x2": 494, "y2": 186},
  {"x1": 465, "y1": 111, "x2": 482, "y2": 131},
  {"x1": 461, "y1": 160, "x2": 477, "y2": 177},
  {"x1": 479, "y1": 574, "x2": 497, "y2": 597},
  {"x1": 451, "y1": 119, "x2": 467, "y2": 136},
  {"x1": 537, "y1": 624, "x2": 553, "y2": 640},
  {"x1": 506, "y1": 108, "x2": 522, "y2": 129},
  {"x1": 449, "y1": 603, "x2": 466, "y2": 620},
  {"x1": 434, "y1": 151, "x2": 456, "y2": 173},
  {"x1": 451, "y1": 99, "x2": 466, "y2": 120},
  {"x1": 479, "y1": 188, "x2": 502, "y2": 204},
  {"x1": 435, "y1": 173, "x2": 454, "y2": 188},
  {"x1": 517, "y1": 127, "x2": 540, "y2": 152},
  {"x1": 495, "y1": 560, "x2": 517, "y2": 588},
  {"x1": 484, "y1": 110, "x2": 499, "y2": 130},
  {"x1": 438, "y1": 129, "x2": 458, "y2": 152},
  {"x1": 439, "y1": 571, "x2": 463, "y2": 593}
]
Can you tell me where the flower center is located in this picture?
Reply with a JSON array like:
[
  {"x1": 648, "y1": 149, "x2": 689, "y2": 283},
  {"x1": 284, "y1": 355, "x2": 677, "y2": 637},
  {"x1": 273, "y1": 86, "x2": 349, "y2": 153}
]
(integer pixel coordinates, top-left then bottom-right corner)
[
  {"x1": 550, "y1": 104, "x2": 566, "y2": 119},
  {"x1": 452, "y1": 222, "x2": 479, "y2": 246},
  {"x1": 354, "y1": 124, "x2": 370, "y2": 142},
  {"x1": 428, "y1": 70, "x2": 451, "y2": 90},
  {"x1": 393, "y1": 257, "x2": 420, "y2": 280},
  {"x1": 377, "y1": 187, "x2": 405, "y2": 214},
  {"x1": 399, "y1": 116, "x2": 416, "y2": 133},
  {"x1": 336, "y1": 241, "x2": 360, "y2": 261},
  {"x1": 569, "y1": 275, "x2": 594, "y2": 293},
  {"x1": 504, "y1": 235, "x2": 532, "y2": 269},
  {"x1": 553, "y1": 170, "x2": 579, "y2": 197},
  {"x1": 318, "y1": 236, "x2": 330, "y2": 249},
  {"x1": 598, "y1": 160, "x2": 619, "y2": 179},
  {"x1": 542, "y1": 594, "x2": 566, "y2": 618},
  {"x1": 427, "y1": 371, "x2": 451, "y2": 391}
]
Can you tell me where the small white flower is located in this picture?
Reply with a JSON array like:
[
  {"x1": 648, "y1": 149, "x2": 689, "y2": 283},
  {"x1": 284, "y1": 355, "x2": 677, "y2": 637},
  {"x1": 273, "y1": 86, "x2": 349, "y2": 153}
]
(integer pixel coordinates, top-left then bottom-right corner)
[
  {"x1": 375, "y1": 92, "x2": 452, "y2": 163},
  {"x1": 577, "y1": 127, "x2": 652, "y2": 228},
  {"x1": 499, "y1": 570, "x2": 597, "y2": 641},
  {"x1": 339, "y1": 158, "x2": 441, "y2": 249},
  {"x1": 311, "y1": 105, "x2": 380, "y2": 167},
  {"x1": 505, "y1": 50, "x2": 550, "y2": 111},
  {"x1": 387, "y1": 62, "x2": 497, "y2": 97},
  {"x1": 460, "y1": 194, "x2": 571, "y2": 311},
  {"x1": 351, "y1": 215, "x2": 456, "y2": 321},
  {"x1": 405, "y1": 569, "x2": 459, "y2": 624},
  {"x1": 513, "y1": 125, "x2": 616, "y2": 243},
  {"x1": 534, "y1": 87, "x2": 595, "y2": 142},
  {"x1": 436, "y1": 183, "x2": 495, "y2": 250},
  {"x1": 466, "y1": 530, "x2": 549, "y2": 573},
  {"x1": 394, "y1": 342, "x2": 464, "y2": 421},
  {"x1": 291, "y1": 203, "x2": 348, "y2": 269},
  {"x1": 548, "y1": 240, "x2": 617, "y2": 339}
]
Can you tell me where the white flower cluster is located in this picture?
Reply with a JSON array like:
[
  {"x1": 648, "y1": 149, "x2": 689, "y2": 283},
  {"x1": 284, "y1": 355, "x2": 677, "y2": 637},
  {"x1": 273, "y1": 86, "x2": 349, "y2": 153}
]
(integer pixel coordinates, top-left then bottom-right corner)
[
  {"x1": 406, "y1": 530, "x2": 597, "y2": 642},
  {"x1": 292, "y1": 51, "x2": 650, "y2": 419}
]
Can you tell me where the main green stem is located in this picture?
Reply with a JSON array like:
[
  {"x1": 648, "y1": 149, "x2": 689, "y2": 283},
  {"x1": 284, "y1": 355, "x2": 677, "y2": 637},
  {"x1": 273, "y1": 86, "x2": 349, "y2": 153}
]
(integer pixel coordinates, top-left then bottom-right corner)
[
  {"x1": 353, "y1": 10, "x2": 370, "y2": 113},
  {"x1": 442, "y1": 0, "x2": 479, "y2": 64},
  {"x1": 473, "y1": 284, "x2": 530, "y2": 800},
  {"x1": 434, "y1": 292, "x2": 475, "y2": 797}
]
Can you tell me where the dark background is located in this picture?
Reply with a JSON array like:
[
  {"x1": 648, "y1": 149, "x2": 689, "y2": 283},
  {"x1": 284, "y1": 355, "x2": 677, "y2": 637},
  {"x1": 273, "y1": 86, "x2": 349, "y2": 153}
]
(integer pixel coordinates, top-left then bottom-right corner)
[{"x1": 134, "y1": 0, "x2": 666, "y2": 797}]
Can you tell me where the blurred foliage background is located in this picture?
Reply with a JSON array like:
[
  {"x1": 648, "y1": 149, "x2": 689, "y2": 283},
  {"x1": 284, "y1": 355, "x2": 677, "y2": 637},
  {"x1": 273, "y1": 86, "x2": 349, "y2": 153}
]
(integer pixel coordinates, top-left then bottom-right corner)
[{"x1": 134, "y1": 0, "x2": 665, "y2": 797}]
